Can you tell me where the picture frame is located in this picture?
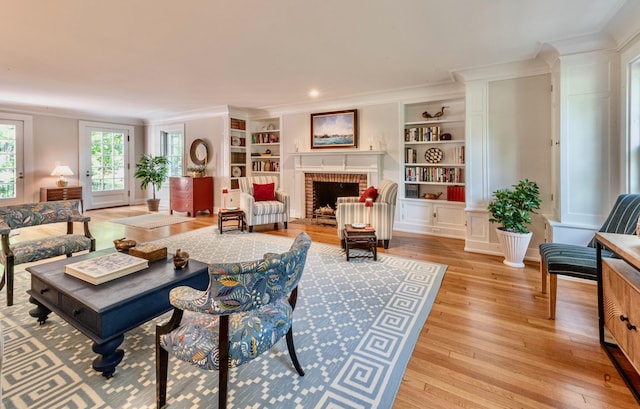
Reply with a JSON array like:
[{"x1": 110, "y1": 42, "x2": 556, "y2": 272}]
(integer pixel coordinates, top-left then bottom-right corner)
[{"x1": 310, "y1": 109, "x2": 358, "y2": 149}]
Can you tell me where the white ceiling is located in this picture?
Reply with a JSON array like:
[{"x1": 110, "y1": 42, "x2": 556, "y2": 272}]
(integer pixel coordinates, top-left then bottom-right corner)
[{"x1": 1, "y1": 0, "x2": 638, "y2": 122}]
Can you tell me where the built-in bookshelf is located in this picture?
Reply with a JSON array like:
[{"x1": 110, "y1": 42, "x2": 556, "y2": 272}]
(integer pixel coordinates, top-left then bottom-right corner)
[
  {"x1": 229, "y1": 117, "x2": 247, "y2": 190},
  {"x1": 403, "y1": 109, "x2": 465, "y2": 200},
  {"x1": 396, "y1": 97, "x2": 466, "y2": 238},
  {"x1": 249, "y1": 118, "x2": 281, "y2": 176}
]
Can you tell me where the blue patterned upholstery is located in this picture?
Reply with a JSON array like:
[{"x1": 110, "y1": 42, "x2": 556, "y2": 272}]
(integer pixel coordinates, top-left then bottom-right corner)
[
  {"x1": 336, "y1": 179, "x2": 398, "y2": 249},
  {"x1": 238, "y1": 176, "x2": 289, "y2": 232},
  {"x1": 540, "y1": 194, "x2": 640, "y2": 318},
  {"x1": 156, "y1": 232, "x2": 311, "y2": 409},
  {"x1": 0, "y1": 200, "x2": 95, "y2": 306}
]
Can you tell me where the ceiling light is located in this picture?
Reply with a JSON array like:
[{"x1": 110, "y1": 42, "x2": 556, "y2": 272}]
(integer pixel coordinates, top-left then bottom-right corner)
[{"x1": 309, "y1": 89, "x2": 319, "y2": 97}]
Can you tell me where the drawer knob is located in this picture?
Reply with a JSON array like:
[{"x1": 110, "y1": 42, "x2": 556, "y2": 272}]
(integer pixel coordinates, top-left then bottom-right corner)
[
  {"x1": 628, "y1": 323, "x2": 637, "y2": 331},
  {"x1": 72, "y1": 308, "x2": 82, "y2": 317},
  {"x1": 620, "y1": 315, "x2": 630, "y2": 322},
  {"x1": 40, "y1": 287, "x2": 49, "y2": 294}
]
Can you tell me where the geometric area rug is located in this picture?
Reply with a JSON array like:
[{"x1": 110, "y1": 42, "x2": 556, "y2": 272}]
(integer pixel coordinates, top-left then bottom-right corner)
[
  {"x1": 110, "y1": 213, "x2": 193, "y2": 229},
  {"x1": 0, "y1": 227, "x2": 447, "y2": 409}
]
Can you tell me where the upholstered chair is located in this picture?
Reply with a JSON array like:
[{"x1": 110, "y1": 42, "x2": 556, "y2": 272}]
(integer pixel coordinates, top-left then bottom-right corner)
[
  {"x1": 336, "y1": 179, "x2": 398, "y2": 249},
  {"x1": 540, "y1": 194, "x2": 640, "y2": 319},
  {"x1": 238, "y1": 175, "x2": 289, "y2": 232},
  {"x1": 0, "y1": 200, "x2": 95, "y2": 306},
  {"x1": 156, "y1": 232, "x2": 312, "y2": 409}
]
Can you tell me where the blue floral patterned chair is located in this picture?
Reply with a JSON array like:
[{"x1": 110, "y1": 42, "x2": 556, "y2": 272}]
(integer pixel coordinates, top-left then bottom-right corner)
[
  {"x1": 156, "y1": 232, "x2": 312, "y2": 409},
  {"x1": 0, "y1": 200, "x2": 95, "y2": 306}
]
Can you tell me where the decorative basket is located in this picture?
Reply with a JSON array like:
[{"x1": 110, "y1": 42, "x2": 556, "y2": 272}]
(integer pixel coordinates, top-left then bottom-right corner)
[{"x1": 129, "y1": 244, "x2": 168, "y2": 262}]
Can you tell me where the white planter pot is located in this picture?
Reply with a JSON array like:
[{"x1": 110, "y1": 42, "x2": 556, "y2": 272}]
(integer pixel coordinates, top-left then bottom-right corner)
[{"x1": 495, "y1": 228, "x2": 532, "y2": 268}]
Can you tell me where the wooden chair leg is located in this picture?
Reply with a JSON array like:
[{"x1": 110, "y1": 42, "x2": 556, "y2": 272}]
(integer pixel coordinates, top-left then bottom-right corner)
[
  {"x1": 219, "y1": 315, "x2": 230, "y2": 409},
  {"x1": 549, "y1": 274, "x2": 557, "y2": 320},
  {"x1": 541, "y1": 261, "x2": 548, "y2": 294},
  {"x1": 286, "y1": 327, "x2": 305, "y2": 376},
  {"x1": 7, "y1": 262, "x2": 13, "y2": 307},
  {"x1": 156, "y1": 308, "x2": 184, "y2": 409}
]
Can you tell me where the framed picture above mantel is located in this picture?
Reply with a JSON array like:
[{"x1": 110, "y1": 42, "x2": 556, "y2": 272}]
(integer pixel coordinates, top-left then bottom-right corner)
[{"x1": 311, "y1": 109, "x2": 358, "y2": 149}]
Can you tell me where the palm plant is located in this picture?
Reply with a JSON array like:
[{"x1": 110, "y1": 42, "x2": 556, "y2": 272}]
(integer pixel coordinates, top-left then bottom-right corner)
[{"x1": 134, "y1": 154, "x2": 170, "y2": 200}]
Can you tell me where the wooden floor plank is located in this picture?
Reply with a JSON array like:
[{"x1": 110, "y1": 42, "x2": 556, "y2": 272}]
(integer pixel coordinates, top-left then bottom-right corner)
[{"x1": 11, "y1": 206, "x2": 639, "y2": 408}]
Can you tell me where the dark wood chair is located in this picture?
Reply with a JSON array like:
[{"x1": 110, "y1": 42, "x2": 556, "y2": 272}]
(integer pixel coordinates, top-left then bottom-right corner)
[{"x1": 540, "y1": 194, "x2": 640, "y2": 319}]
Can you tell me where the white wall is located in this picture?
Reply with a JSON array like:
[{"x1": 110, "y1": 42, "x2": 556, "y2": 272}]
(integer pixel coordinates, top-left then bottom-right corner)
[
  {"x1": 280, "y1": 102, "x2": 400, "y2": 218},
  {"x1": 0, "y1": 113, "x2": 143, "y2": 204},
  {"x1": 487, "y1": 74, "x2": 552, "y2": 249}
]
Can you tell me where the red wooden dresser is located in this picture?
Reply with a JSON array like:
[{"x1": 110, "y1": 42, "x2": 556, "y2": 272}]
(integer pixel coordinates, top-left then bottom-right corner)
[{"x1": 169, "y1": 176, "x2": 213, "y2": 216}]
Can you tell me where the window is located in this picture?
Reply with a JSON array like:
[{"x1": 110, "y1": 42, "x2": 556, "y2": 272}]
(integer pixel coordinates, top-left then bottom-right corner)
[
  {"x1": 161, "y1": 129, "x2": 184, "y2": 177},
  {"x1": 0, "y1": 123, "x2": 17, "y2": 199},
  {"x1": 91, "y1": 130, "x2": 126, "y2": 192}
]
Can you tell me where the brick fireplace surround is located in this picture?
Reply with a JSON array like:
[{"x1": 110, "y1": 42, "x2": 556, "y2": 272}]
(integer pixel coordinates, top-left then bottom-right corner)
[
  {"x1": 291, "y1": 150, "x2": 385, "y2": 219},
  {"x1": 304, "y1": 173, "x2": 368, "y2": 218}
]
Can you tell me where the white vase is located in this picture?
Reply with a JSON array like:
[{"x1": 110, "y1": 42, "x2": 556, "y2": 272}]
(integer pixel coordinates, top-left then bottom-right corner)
[{"x1": 495, "y1": 228, "x2": 532, "y2": 268}]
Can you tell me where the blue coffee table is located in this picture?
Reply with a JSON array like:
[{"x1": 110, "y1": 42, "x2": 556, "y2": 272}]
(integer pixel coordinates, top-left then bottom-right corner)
[{"x1": 26, "y1": 248, "x2": 209, "y2": 378}]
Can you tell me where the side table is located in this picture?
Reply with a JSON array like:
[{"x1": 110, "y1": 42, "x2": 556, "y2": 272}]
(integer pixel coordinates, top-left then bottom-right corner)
[
  {"x1": 40, "y1": 186, "x2": 84, "y2": 212},
  {"x1": 218, "y1": 209, "x2": 245, "y2": 234},
  {"x1": 343, "y1": 224, "x2": 377, "y2": 261}
]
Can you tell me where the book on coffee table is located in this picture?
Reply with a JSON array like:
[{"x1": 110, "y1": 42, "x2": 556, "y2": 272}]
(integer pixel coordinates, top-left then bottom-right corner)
[{"x1": 65, "y1": 252, "x2": 149, "y2": 285}]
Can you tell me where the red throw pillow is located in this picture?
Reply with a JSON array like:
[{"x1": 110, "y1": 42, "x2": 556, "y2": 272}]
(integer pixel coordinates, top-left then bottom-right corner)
[
  {"x1": 253, "y1": 182, "x2": 276, "y2": 201},
  {"x1": 358, "y1": 186, "x2": 378, "y2": 202}
]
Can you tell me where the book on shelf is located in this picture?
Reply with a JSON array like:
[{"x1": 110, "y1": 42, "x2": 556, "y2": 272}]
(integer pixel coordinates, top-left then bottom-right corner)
[
  {"x1": 64, "y1": 252, "x2": 149, "y2": 285},
  {"x1": 447, "y1": 185, "x2": 465, "y2": 202},
  {"x1": 405, "y1": 126, "x2": 441, "y2": 142}
]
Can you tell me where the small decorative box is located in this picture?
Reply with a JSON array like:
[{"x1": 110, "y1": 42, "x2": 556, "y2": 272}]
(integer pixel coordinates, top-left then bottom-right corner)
[{"x1": 128, "y1": 243, "x2": 168, "y2": 262}]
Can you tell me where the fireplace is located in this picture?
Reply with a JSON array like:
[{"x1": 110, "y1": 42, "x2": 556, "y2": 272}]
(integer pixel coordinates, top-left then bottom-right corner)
[
  {"x1": 292, "y1": 150, "x2": 384, "y2": 219},
  {"x1": 304, "y1": 173, "x2": 368, "y2": 219}
]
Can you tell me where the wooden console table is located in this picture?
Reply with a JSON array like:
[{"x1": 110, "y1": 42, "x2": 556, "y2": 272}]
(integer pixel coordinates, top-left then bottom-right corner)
[
  {"x1": 596, "y1": 232, "x2": 640, "y2": 402},
  {"x1": 40, "y1": 186, "x2": 83, "y2": 211}
]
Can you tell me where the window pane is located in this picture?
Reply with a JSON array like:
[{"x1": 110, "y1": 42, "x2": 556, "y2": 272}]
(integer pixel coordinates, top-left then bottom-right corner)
[
  {"x1": 163, "y1": 131, "x2": 183, "y2": 177},
  {"x1": 0, "y1": 124, "x2": 17, "y2": 199},
  {"x1": 91, "y1": 131, "x2": 126, "y2": 192}
]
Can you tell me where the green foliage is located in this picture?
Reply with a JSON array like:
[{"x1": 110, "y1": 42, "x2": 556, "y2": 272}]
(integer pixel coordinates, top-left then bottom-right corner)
[
  {"x1": 487, "y1": 179, "x2": 541, "y2": 234},
  {"x1": 187, "y1": 165, "x2": 205, "y2": 173},
  {"x1": 133, "y1": 154, "x2": 170, "y2": 200}
]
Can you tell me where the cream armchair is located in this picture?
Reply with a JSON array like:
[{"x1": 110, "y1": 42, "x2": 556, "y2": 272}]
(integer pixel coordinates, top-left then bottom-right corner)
[
  {"x1": 239, "y1": 175, "x2": 289, "y2": 232},
  {"x1": 336, "y1": 179, "x2": 398, "y2": 249}
]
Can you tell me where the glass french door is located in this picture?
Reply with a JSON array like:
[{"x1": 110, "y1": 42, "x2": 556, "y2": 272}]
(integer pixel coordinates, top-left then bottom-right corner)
[
  {"x1": 79, "y1": 121, "x2": 133, "y2": 209},
  {"x1": 0, "y1": 120, "x2": 24, "y2": 205}
]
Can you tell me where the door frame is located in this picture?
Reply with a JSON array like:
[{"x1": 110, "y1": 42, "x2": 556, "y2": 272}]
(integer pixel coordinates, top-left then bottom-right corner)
[
  {"x1": 0, "y1": 113, "x2": 33, "y2": 204},
  {"x1": 79, "y1": 121, "x2": 136, "y2": 210}
]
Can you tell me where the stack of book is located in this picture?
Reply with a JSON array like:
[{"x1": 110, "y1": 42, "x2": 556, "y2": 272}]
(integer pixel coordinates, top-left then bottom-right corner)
[{"x1": 65, "y1": 252, "x2": 149, "y2": 285}]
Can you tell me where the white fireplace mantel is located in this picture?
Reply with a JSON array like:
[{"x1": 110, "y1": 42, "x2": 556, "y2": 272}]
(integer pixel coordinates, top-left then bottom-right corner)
[
  {"x1": 291, "y1": 150, "x2": 385, "y2": 218},
  {"x1": 291, "y1": 150, "x2": 384, "y2": 173}
]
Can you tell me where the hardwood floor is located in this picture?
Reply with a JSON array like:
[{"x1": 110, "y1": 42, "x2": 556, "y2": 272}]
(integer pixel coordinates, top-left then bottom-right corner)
[{"x1": 16, "y1": 205, "x2": 639, "y2": 408}]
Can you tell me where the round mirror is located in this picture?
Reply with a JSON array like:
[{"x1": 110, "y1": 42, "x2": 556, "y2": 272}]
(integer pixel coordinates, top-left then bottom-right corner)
[{"x1": 190, "y1": 139, "x2": 209, "y2": 165}]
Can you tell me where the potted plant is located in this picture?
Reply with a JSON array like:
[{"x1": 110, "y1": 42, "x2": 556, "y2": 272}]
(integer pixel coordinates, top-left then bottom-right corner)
[
  {"x1": 487, "y1": 179, "x2": 541, "y2": 267},
  {"x1": 134, "y1": 154, "x2": 170, "y2": 211},
  {"x1": 187, "y1": 165, "x2": 206, "y2": 177}
]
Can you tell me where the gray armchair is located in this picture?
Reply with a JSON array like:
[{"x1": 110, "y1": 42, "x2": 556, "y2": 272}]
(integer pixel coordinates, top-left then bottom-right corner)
[{"x1": 336, "y1": 179, "x2": 398, "y2": 249}]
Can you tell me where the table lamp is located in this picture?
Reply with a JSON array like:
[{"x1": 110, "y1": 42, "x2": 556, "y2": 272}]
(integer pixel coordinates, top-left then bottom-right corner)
[
  {"x1": 51, "y1": 165, "x2": 74, "y2": 187},
  {"x1": 222, "y1": 187, "x2": 228, "y2": 209},
  {"x1": 365, "y1": 197, "x2": 374, "y2": 227}
]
